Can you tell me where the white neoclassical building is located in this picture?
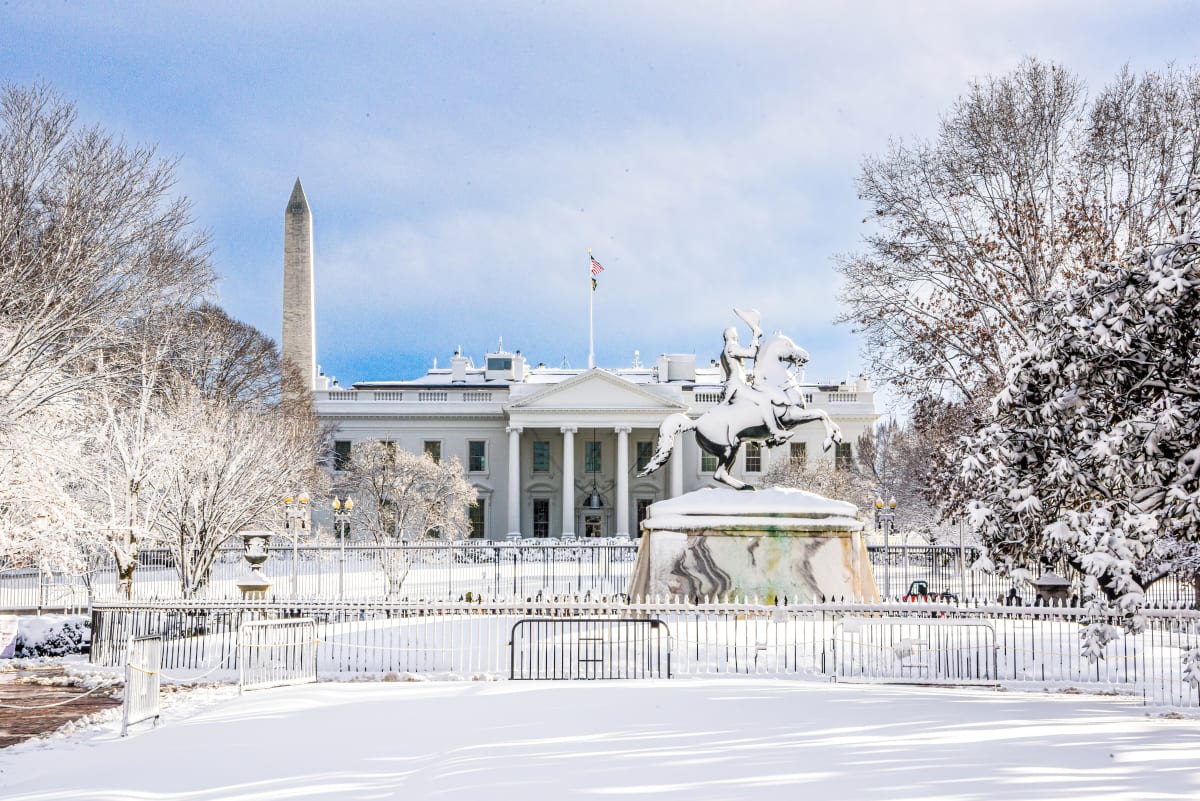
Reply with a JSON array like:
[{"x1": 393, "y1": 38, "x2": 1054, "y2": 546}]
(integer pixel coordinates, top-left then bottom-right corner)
[{"x1": 283, "y1": 180, "x2": 880, "y2": 539}]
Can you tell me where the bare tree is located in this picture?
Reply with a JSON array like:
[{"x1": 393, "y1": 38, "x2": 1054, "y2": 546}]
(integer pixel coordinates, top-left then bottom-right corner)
[
  {"x1": 0, "y1": 83, "x2": 213, "y2": 426},
  {"x1": 172, "y1": 302, "x2": 286, "y2": 408},
  {"x1": 855, "y1": 420, "x2": 960, "y2": 543},
  {"x1": 762, "y1": 434, "x2": 876, "y2": 516},
  {"x1": 0, "y1": 411, "x2": 89, "y2": 572},
  {"x1": 74, "y1": 305, "x2": 325, "y2": 598},
  {"x1": 340, "y1": 441, "x2": 477, "y2": 596},
  {"x1": 342, "y1": 442, "x2": 477, "y2": 542},
  {"x1": 152, "y1": 387, "x2": 325, "y2": 598},
  {"x1": 0, "y1": 83, "x2": 214, "y2": 580},
  {"x1": 76, "y1": 338, "x2": 176, "y2": 597},
  {"x1": 0, "y1": 85, "x2": 331, "y2": 592},
  {"x1": 838, "y1": 60, "x2": 1199, "y2": 402}
]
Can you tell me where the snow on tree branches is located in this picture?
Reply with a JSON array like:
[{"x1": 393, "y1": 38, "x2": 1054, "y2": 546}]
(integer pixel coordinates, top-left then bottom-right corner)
[
  {"x1": 0, "y1": 84, "x2": 213, "y2": 426},
  {"x1": 962, "y1": 181, "x2": 1200, "y2": 642},
  {"x1": 838, "y1": 61, "x2": 1200, "y2": 405},
  {"x1": 839, "y1": 59, "x2": 1200, "y2": 519},
  {"x1": 0, "y1": 84, "x2": 325, "y2": 592},
  {"x1": 337, "y1": 442, "x2": 478, "y2": 597},
  {"x1": 340, "y1": 442, "x2": 478, "y2": 544}
]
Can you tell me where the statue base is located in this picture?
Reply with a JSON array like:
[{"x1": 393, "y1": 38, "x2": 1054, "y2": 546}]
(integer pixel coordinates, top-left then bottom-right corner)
[{"x1": 630, "y1": 487, "x2": 879, "y2": 604}]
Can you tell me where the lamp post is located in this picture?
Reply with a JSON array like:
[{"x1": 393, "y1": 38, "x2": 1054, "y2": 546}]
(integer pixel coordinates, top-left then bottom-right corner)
[
  {"x1": 332, "y1": 496, "x2": 354, "y2": 600},
  {"x1": 284, "y1": 492, "x2": 310, "y2": 598},
  {"x1": 874, "y1": 495, "x2": 897, "y2": 598},
  {"x1": 958, "y1": 516, "x2": 967, "y2": 599}
]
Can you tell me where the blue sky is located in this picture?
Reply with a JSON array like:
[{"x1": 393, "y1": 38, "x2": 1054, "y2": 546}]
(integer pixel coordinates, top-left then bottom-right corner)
[{"x1": 4, "y1": 1, "x2": 1198, "y2": 403}]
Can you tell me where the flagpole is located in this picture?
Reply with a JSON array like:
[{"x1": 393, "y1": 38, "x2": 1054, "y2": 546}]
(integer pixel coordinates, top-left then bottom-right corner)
[{"x1": 587, "y1": 249, "x2": 595, "y2": 369}]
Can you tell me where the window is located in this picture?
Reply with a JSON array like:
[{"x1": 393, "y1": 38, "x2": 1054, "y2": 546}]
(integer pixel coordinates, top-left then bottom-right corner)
[
  {"x1": 636, "y1": 441, "x2": 654, "y2": 472},
  {"x1": 700, "y1": 451, "x2": 718, "y2": 473},
  {"x1": 333, "y1": 440, "x2": 351, "y2": 471},
  {"x1": 380, "y1": 440, "x2": 396, "y2": 463},
  {"x1": 423, "y1": 440, "x2": 442, "y2": 463},
  {"x1": 486, "y1": 357, "x2": 512, "y2": 371},
  {"x1": 533, "y1": 498, "x2": 550, "y2": 538},
  {"x1": 468, "y1": 501, "x2": 485, "y2": 538},
  {"x1": 583, "y1": 513, "x2": 603, "y2": 538},
  {"x1": 468, "y1": 440, "x2": 487, "y2": 472},
  {"x1": 835, "y1": 442, "x2": 853, "y2": 471},
  {"x1": 745, "y1": 442, "x2": 762, "y2": 473},
  {"x1": 636, "y1": 498, "x2": 654, "y2": 536},
  {"x1": 532, "y1": 441, "x2": 550, "y2": 472},
  {"x1": 585, "y1": 440, "x2": 602, "y2": 473},
  {"x1": 789, "y1": 442, "x2": 807, "y2": 469}
]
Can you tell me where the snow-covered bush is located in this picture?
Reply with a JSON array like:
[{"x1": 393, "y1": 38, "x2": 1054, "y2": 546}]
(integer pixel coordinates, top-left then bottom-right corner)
[
  {"x1": 13, "y1": 615, "x2": 91, "y2": 657},
  {"x1": 1183, "y1": 646, "x2": 1200, "y2": 688}
]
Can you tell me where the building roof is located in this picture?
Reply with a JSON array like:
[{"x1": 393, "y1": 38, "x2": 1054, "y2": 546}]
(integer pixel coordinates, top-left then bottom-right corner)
[
  {"x1": 345, "y1": 347, "x2": 870, "y2": 395},
  {"x1": 352, "y1": 365, "x2": 860, "y2": 393}
]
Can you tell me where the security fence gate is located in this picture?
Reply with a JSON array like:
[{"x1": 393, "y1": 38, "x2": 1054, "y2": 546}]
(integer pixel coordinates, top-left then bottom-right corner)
[
  {"x1": 121, "y1": 634, "x2": 162, "y2": 736},
  {"x1": 832, "y1": 617, "x2": 999, "y2": 684},
  {"x1": 509, "y1": 618, "x2": 672, "y2": 680},
  {"x1": 238, "y1": 618, "x2": 318, "y2": 693}
]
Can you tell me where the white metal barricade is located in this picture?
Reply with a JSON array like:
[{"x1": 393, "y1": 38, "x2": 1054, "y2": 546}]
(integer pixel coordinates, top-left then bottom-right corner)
[
  {"x1": 833, "y1": 616, "x2": 999, "y2": 685},
  {"x1": 238, "y1": 618, "x2": 318, "y2": 693},
  {"x1": 122, "y1": 634, "x2": 163, "y2": 736}
]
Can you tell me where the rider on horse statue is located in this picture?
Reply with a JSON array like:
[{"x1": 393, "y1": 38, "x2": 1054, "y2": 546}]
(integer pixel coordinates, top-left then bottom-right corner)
[
  {"x1": 638, "y1": 308, "x2": 842, "y2": 490},
  {"x1": 720, "y1": 308, "x2": 792, "y2": 447}
]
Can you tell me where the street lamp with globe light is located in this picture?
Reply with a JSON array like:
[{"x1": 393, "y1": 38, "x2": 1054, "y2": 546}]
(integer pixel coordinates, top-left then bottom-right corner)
[
  {"x1": 284, "y1": 492, "x2": 310, "y2": 597},
  {"x1": 874, "y1": 495, "x2": 897, "y2": 598},
  {"x1": 332, "y1": 496, "x2": 354, "y2": 600}
]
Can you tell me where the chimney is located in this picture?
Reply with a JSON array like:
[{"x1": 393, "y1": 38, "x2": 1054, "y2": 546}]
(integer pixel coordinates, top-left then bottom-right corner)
[{"x1": 451, "y1": 349, "x2": 469, "y2": 383}]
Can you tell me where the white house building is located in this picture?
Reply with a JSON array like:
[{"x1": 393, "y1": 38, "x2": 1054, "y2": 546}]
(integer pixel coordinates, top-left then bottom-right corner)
[{"x1": 284, "y1": 180, "x2": 880, "y2": 539}]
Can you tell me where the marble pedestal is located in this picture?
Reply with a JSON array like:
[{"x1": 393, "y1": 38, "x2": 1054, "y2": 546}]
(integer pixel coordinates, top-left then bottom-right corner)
[{"x1": 629, "y1": 487, "x2": 880, "y2": 604}]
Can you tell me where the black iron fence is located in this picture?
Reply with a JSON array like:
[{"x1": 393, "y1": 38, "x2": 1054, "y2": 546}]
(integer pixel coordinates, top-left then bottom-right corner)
[{"x1": 864, "y1": 545, "x2": 1198, "y2": 606}]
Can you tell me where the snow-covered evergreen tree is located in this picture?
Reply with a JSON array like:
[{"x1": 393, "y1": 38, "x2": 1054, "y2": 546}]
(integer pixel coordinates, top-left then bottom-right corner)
[{"x1": 962, "y1": 181, "x2": 1200, "y2": 638}]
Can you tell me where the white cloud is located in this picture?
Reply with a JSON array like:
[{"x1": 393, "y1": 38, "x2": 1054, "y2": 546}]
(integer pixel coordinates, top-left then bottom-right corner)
[{"x1": 85, "y1": 0, "x2": 1198, "y2": 384}]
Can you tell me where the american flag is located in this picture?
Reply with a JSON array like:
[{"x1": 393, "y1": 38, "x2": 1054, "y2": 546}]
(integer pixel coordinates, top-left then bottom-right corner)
[{"x1": 590, "y1": 255, "x2": 605, "y2": 276}]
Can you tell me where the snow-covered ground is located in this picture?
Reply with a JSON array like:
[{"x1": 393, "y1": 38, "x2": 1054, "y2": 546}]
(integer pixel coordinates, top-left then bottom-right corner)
[{"x1": 1, "y1": 678, "x2": 1197, "y2": 800}]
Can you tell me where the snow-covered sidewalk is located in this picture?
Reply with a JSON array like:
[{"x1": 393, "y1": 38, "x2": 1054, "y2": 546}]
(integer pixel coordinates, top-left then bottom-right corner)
[{"x1": 1, "y1": 679, "x2": 1197, "y2": 801}]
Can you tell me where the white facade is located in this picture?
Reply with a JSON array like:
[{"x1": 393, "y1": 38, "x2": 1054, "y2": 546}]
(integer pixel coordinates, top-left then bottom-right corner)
[{"x1": 314, "y1": 354, "x2": 878, "y2": 539}]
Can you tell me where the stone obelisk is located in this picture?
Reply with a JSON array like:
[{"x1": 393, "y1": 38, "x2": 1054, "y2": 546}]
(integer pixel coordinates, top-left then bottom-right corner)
[{"x1": 282, "y1": 178, "x2": 316, "y2": 393}]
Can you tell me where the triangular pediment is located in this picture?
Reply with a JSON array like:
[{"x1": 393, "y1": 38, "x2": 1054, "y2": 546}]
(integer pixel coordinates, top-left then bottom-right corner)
[{"x1": 507, "y1": 369, "x2": 689, "y2": 411}]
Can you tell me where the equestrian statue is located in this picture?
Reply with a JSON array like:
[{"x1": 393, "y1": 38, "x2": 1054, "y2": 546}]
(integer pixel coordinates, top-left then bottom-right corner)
[{"x1": 637, "y1": 309, "x2": 842, "y2": 490}]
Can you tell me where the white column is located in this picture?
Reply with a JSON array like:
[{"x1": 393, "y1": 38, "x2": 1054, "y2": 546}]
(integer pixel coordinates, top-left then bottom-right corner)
[
  {"x1": 506, "y1": 426, "x2": 522, "y2": 536},
  {"x1": 669, "y1": 432, "x2": 684, "y2": 498},
  {"x1": 615, "y1": 426, "x2": 631, "y2": 536},
  {"x1": 561, "y1": 426, "x2": 577, "y2": 536}
]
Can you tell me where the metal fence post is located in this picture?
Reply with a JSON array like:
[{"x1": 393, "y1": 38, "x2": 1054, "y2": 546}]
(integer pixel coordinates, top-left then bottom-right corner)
[{"x1": 339, "y1": 538, "x2": 345, "y2": 601}]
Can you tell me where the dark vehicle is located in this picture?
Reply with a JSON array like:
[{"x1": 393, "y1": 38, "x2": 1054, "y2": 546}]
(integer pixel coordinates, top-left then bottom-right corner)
[{"x1": 904, "y1": 579, "x2": 958, "y2": 603}]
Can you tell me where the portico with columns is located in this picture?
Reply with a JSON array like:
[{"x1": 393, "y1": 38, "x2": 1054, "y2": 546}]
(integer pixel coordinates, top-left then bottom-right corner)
[{"x1": 503, "y1": 368, "x2": 692, "y2": 538}]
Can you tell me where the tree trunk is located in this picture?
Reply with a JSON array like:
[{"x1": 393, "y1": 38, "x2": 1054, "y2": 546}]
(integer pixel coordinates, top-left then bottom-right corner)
[
  {"x1": 118, "y1": 559, "x2": 136, "y2": 601},
  {"x1": 115, "y1": 529, "x2": 140, "y2": 601}
]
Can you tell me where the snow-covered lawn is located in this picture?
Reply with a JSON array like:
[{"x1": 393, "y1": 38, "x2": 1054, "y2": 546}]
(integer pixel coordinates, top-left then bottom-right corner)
[{"x1": 2, "y1": 678, "x2": 1198, "y2": 800}]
